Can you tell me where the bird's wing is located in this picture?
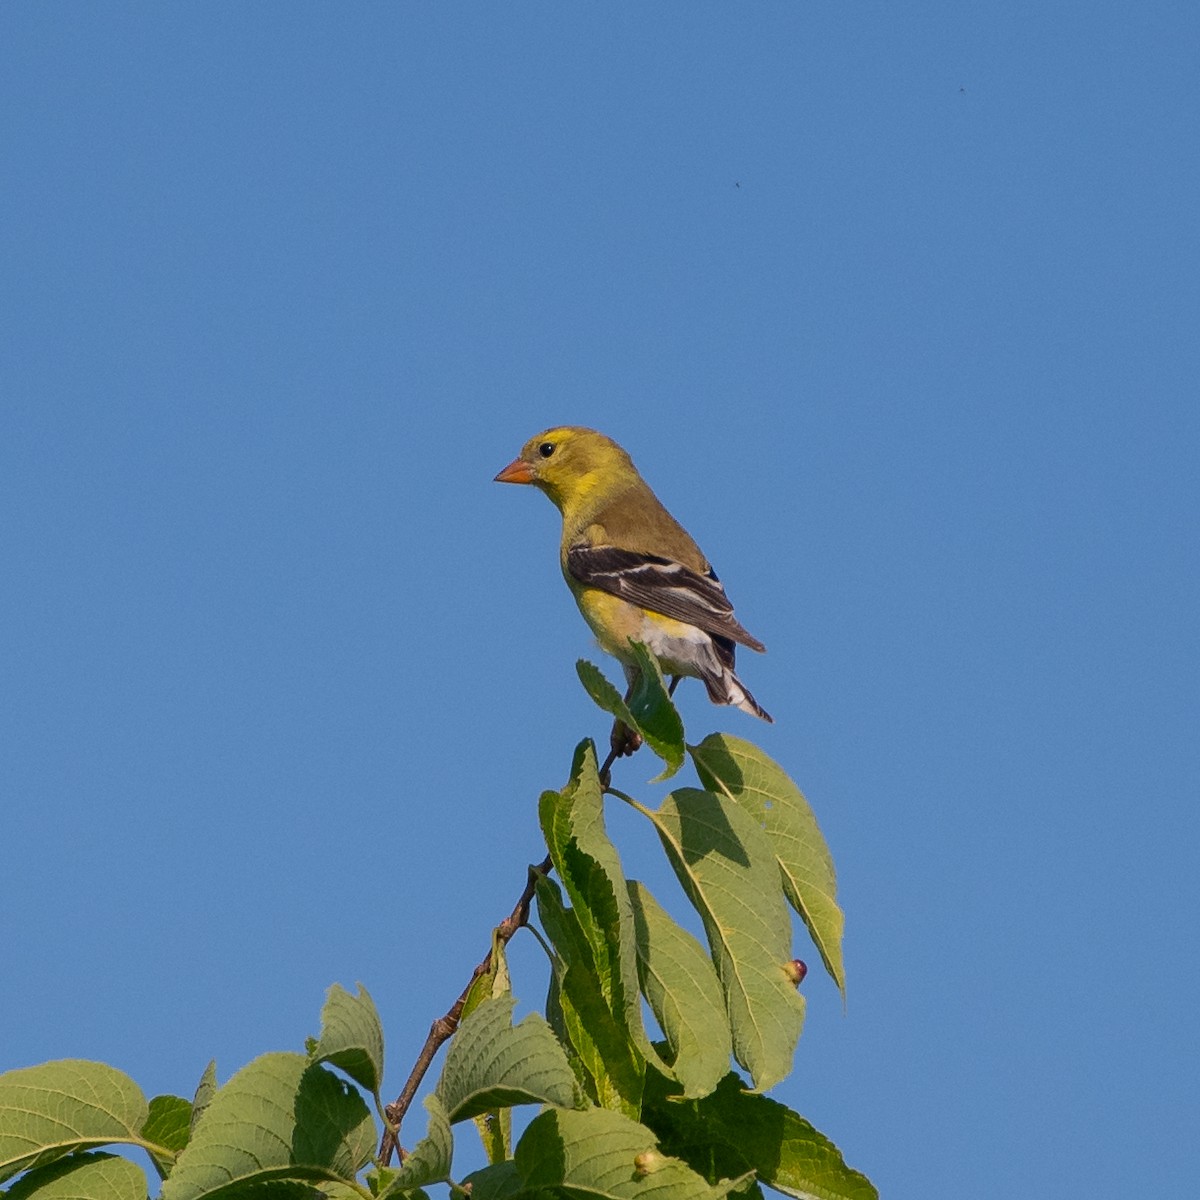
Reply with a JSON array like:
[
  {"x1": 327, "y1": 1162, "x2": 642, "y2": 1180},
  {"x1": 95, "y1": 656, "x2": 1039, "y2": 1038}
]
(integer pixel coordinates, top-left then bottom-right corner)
[{"x1": 566, "y1": 543, "x2": 765, "y2": 652}]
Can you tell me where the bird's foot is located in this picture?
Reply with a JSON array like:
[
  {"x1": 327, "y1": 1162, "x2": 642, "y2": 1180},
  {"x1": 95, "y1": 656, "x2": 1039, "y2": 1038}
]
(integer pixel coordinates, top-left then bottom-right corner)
[{"x1": 610, "y1": 719, "x2": 643, "y2": 759}]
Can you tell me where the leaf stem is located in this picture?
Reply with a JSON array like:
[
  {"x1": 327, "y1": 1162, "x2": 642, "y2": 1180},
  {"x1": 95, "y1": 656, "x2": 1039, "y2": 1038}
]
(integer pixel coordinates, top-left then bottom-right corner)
[{"x1": 603, "y1": 785, "x2": 644, "y2": 812}]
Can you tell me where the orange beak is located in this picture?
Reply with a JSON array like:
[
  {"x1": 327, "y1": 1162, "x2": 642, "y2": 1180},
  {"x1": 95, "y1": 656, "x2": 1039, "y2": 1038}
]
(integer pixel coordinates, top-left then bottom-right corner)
[{"x1": 494, "y1": 458, "x2": 535, "y2": 484}]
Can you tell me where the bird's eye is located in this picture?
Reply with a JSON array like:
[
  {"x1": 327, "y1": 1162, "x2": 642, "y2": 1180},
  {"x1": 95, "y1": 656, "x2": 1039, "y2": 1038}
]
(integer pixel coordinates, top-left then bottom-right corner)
[{"x1": 538, "y1": 442, "x2": 555, "y2": 458}]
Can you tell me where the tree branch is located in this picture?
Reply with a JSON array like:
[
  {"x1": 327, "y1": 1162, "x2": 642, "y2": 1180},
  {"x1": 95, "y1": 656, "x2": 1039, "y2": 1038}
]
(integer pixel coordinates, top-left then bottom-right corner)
[
  {"x1": 378, "y1": 719, "x2": 647, "y2": 1164},
  {"x1": 378, "y1": 853, "x2": 554, "y2": 1165}
]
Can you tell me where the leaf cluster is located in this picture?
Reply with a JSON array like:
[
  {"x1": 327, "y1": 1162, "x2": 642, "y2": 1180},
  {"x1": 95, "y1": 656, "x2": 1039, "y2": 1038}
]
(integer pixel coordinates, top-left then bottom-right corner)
[{"x1": 0, "y1": 649, "x2": 874, "y2": 1200}]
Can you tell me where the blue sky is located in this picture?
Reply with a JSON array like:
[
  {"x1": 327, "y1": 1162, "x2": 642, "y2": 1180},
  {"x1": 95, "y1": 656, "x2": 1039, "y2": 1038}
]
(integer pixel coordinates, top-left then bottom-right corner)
[{"x1": 2, "y1": 4, "x2": 1197, "y2": 1197}]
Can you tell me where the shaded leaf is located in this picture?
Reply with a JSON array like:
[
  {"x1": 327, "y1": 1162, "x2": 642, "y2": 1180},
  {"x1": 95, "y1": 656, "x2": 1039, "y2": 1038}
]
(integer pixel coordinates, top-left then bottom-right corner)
[
  {"x1": 624, "y1": 642, "x2": 685, "y2": 779},
  {"x1": 536, "y1": 878, "x2": 645, "y2": 1116},
  {"x1": 162, "y1": 1053, "x2": 374, "y2": 1200},
  {"x1": 576, "y1": 648, "x2": 684, "y2": 778},
  {"x1": 143, "y1": 1094, "x2": 192, "y2": 1155},
  {"x1": 143, "y1": 1092, "x2": 193, "y2": 1176},
  {"x1": 215, "y1": 1185, "x2": 331, "y2": 1200},
  {"x1": 371, "y1": 1095, "x2": 453, "y2": 1196},
  {"x1": 632, "y1": 789, "x2": 805, "y2": 1091},
  {"x1": 458, "y1": 1160, "x2": 522, "y2": 1200},
  {"x1": 516, "y1": 1106, "x2": 748, "y2": 1200},
  {"x1": 321, "y1": 1185, "x2": 376, "y2": 1200},
  {"x1": 4, "y1": 1152, "x2": 146, "y2": 1200},
  {"x1": 643, "y1": 1072, "x2": 877, "y2": 1200},
  {"x1": 627, "y1": 881, "x2": 731, "y2": 1098},
  {"x1": 436, "y1": 994, "x2": 578, "y2": 1124},
  {"x1": 540, "y1": 743, "x2": 671, "y2": 1081},
  {"x1": 576, "y1": 658, "x2": 629, "y2": 724},
  {"x1": 0, "y1": 1060, "x2": 148, "y2": 1183},
  {"x1": 691, "y1": 736, "x2": 846, "y2": 997},
  {"x1": 190, "y1": 1061, "x2": 218, "y2": 1135},
  {"x1": 310, "y1": 983, "x2": 386, "y2": 1096}
]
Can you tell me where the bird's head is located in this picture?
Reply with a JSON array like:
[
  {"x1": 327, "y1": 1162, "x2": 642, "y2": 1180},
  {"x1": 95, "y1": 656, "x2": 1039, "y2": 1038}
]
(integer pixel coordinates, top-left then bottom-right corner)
[{"x1": 494, "y1": 426, "x2": 634, "y2": 514}]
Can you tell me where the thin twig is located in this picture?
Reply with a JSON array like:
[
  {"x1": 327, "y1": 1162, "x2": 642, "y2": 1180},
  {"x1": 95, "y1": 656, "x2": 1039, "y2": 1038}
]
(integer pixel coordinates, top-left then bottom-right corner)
[
  {"x1": 378, "y1": 853, "x2": 553, "y2": 1165},
  {"x1": 379, "y1": 703, "x2": 657, "y2": 1163},
  {"x1": 598, "y1": 744, "x2": 620, "y2": 787}
]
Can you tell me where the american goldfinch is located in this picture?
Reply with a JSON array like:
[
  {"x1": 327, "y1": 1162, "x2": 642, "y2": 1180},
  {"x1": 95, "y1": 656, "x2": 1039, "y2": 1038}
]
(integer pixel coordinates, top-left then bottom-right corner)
[{"x1": 495, "y1": 426, "x2": 771, "y2": 724}]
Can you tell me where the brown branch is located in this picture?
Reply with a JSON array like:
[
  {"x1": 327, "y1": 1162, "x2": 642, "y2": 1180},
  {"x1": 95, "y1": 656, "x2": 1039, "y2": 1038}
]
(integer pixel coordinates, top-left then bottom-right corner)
[
  {"x1": 378, "y1": 853, "x2": 554, "y2": 1166},
  {"x1": 377, "y1": 708, "x2": 654, "y2": 1164},
  {"x1": 598, "y1": 744, "x2": 620, "y2": 787}
]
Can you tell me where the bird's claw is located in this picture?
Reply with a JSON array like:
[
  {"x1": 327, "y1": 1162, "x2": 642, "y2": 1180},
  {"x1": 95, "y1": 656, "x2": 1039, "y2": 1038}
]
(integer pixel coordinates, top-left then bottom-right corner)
[{"x1": 610, "y1": 719, "x2": 643, "y2": 759}]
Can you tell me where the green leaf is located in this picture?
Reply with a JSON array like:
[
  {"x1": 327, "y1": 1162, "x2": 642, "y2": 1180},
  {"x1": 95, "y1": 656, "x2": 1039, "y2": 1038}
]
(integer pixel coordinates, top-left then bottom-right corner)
[
  {"x1": 632, "y1": 789, "x2": 805, "y2": 1092},
  {"x1": 142, "y1": 1092, "x2": 194, "y2": 1176},
  {"x1": 625, "y1": 641, "x2": 686, "y2": 779},
  {"x1": 161, "y1": 1053, "x2": 375, "y2": 1200},
  {"x1": 536, "y1": 878, "x2": 645, "y2": 1116},
  {"x1": 458, "y1": 1160, "x2": 522, "y2": 1200},
  {"x1": 691, "y1": 736, "x2": 846, "y2": 997},
  {"x1": 143, "y1": 1094, "x2": 192, "y2": 1155},
  {"x1": 471, "y1": 1106, "x2": 511, "y2": 1168},
  {"x1": 460, "y1": 938, "x2": 514, "y2": 1164},
  {"x1": 576, "y1": 659, "x2": 637, "y2": 735},
  {"x1": 190, "y1": 1061, "x2": 218, "y2": 1134},
  {"x1": 321, "y1": 1184, "x2": 374, "y2": 1200},
  {"x1": 575, "y1": 649, "x2": 685, "y2": 779},
  {"x1": 310, "y1": 982, "x2": 386, "y2": 1096},
  {"x1": 371, "y1": 1095, "x2": 453, "y2": 1195},
  {"x1": 540, "y1": 742, "x2": 671, "y2": 1083},
  {"x1": 461, "y1": 932, "x2": 512, "y2": 1027},
  {"x1": 459, "y1": 935, "x2": 515, "y2": 1163},
  {"x1": 456, "y1": 936, "x2": 518, "y2": 1171},
  {"x1": 0, "y1": 1060, "x2": 148, "y2": 1183},
  {"x1": 203, "y1": 1185, "x2": 329, "y2": 1200},
  {"x1": 626, "y1": 881, "x2": 731, "y2": 1098},
  {"x1": 435, "y1": 994, "x2": 578, "y2": 1124},
  {"x1": 516, "y1": 1106, "x2": 749, "y2": 1200},
  {"x1": 642, "y1": 1073, "x2": 877, "y2": 1200},
  {"x1": 3, "y1": 1152, "x2": 147, "y2": 1200}
]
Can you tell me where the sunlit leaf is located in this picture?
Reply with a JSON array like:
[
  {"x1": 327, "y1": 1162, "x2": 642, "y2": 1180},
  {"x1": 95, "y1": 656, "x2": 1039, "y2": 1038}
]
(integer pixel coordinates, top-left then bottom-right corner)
[
  {"x1": 310, "y1": 983, "x2": 386, "y2": 1096},
  {"x1": 631, "y1": 789, "x2": 805, "y2": 1091},
  {"x1": 516, "y1": 1106, "x2": 750, "y2": 1200},
  {"x1": 436, "y1": 994, "x2": 578, "y2": 1123},
  {"x1": 627, "y1": 880, "x2": 731, "y2": 1097},
  {"x1": 691, "y1": 736, "x2": 846, "y2": 997},
  {"x1": 162, "y1": 1054, "x2": 374, "y2": 1200},
  {"x1": 0, "y1": 1060, "x2": 148, "y2": 1183}
]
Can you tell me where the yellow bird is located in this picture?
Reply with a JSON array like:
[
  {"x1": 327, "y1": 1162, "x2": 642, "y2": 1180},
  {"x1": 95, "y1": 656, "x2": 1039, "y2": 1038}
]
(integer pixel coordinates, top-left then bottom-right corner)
[{"x1": 495, "y1": 427, "x2": 771, "y2": 728}]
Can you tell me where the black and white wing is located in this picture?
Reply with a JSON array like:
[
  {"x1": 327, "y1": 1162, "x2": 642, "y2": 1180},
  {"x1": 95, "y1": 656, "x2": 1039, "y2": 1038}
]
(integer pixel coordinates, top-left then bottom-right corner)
[{"x1": 566, "y1": 543, "x2": 765, "y2": 652}]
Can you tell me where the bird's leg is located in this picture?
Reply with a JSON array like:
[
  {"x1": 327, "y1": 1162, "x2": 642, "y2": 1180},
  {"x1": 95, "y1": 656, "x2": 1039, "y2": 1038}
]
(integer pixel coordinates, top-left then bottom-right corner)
[
  {"x1": 600, "y1": 725, "x2": 638, "y2": 789},
  {"x1": 668, "y1": 675, "x2": 681, "y2": 697}
]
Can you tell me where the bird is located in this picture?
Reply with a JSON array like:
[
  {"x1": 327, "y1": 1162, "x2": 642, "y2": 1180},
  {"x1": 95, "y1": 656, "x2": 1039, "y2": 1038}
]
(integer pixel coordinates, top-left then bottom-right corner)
[{"x1": 495, "y1": 427, "x2": 771, "y2": 747}]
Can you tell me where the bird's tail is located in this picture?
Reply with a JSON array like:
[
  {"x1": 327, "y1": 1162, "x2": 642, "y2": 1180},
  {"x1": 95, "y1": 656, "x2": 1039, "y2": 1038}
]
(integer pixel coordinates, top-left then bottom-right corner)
[{"x1": 701, "y1": 667, "x2": 773, "y2": 723}]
